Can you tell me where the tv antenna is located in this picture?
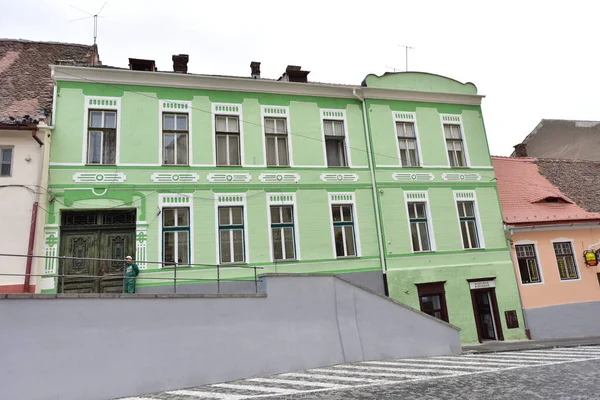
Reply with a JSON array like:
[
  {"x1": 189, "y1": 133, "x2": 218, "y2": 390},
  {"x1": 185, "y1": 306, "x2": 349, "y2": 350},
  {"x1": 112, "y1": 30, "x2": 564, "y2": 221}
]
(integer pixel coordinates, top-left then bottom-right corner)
[
  {"x1": 399, "y1": 44, "x2": 415, "y2": 71},
  {"x1": 70, "y1": 1, "x2": 108, "y2": 47}
]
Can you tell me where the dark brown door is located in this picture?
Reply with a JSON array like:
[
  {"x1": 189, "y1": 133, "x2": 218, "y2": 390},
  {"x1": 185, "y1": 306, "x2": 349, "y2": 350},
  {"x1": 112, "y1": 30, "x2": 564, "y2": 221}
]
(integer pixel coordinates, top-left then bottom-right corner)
[
  {"x1": 475, "y1": 291, "x2": 497, "y2": 340},
  {"x1": 59, "y1": 232, "x2": 99, "y2": 293},
  {"x1": 99, "y1": 231, "x2": 134, "y2": 293}
]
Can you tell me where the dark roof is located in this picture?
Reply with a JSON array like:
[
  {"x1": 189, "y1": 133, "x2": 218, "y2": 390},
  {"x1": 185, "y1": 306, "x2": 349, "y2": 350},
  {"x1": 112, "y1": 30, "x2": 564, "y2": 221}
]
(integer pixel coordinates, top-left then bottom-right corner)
[
  {"x1": 0, "y1": 39, "x2": 99, "y2": 124},
  {"x1": 511, "y1": 119, "x2": 600, "y2": 161},
  {"x1": 535, "y1": 158, "x2": 600, "y2": 213}
]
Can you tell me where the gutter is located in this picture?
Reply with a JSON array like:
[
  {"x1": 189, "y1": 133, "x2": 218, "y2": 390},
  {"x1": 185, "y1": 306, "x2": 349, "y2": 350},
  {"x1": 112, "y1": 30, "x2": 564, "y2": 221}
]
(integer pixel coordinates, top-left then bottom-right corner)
[
  {"x1": 0, "y1": 124, "x2": 43, "y2": 146},
  {"x1": 353, "y1": 88, "x2": 388, "y2": 292},
  {"x1": 504, "y1": 225, "x2": 530, "y2": 338}
]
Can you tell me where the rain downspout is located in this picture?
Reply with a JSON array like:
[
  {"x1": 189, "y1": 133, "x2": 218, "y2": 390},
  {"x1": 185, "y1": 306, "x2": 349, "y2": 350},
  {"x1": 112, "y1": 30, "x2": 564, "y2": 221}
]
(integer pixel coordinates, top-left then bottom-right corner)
[
  {"x1": 353, "y1": 88, "x2": 388, "y2": 293},
  {"x1": 505, "y1": 225, "x2": 530, "y2": 338}
]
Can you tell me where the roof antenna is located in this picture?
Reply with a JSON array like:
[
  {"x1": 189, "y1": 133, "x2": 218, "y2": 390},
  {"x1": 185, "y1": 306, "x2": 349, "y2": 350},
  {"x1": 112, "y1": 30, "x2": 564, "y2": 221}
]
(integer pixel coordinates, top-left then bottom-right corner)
[
  {"x1": 70, "y1": 1, "x2": 108, "y2": 48},
  {"x1": 398, "y1": 44, "x2": 415, "y2": 71}
]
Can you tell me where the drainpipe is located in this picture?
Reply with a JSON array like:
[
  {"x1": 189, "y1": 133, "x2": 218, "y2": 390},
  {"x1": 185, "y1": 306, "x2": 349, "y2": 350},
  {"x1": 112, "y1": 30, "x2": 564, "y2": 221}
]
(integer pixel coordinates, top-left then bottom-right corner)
[
  {"x1": 24, "y1": 203, "x2": 39, "y2": 292},
  {"x1": 353, "y1": 89, "x2": 388, "y2": 292},
  {"x1": 504, "y1": 225, "x2": 530, "y2": 338}
]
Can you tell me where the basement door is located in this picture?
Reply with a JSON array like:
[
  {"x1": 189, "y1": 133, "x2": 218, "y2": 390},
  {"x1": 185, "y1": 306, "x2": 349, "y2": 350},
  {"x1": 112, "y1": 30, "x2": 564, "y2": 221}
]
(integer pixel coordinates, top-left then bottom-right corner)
[{"x1": 58, "y1": 209, "x2": 136, "y2": 293}]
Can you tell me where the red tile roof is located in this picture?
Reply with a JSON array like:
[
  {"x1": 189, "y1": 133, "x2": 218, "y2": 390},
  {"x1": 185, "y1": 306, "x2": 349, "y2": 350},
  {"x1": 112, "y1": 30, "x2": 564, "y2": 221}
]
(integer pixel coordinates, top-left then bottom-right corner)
[
  {"x1": 0, "y1": 39, "x2": 98, "y2": 124},
  {"x1": 492, "y1": 156, "x2": 600, "y2": 225}
]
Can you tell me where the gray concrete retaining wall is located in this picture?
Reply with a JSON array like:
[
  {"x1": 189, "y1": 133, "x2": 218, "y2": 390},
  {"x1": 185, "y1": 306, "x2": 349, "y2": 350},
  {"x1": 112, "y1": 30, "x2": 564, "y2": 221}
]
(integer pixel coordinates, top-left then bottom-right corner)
[
  {"x1": 0, "y1": 274, "x2": 460, "y2": 400},
  {"x1": 524, "y1": 301, "x2": 600, "y2": 340}
]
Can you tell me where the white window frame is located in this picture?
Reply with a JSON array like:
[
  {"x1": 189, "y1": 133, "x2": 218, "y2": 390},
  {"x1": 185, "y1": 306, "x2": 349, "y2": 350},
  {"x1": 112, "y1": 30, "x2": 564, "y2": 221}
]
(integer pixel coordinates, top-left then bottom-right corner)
[
  {"x1": 393, "y1": 112, "x2": 423, "y2": 167},
  {"x1": 513, "y1": 240, "x2": 545, "y2": 285},
  {"x1": 161, "y1": 207, "x2": 191, "y2": 267},
  {"x1": 261, "y1": 106, "x2": 293, "y2": 167},
  {"x1": 159, "y1": 100, "x2": 192, "y2": 165},
  {"x1": 453, "y1": 191, "x2": 485, "y2": 249},
  {"x1": 82, "y1": 96, "x2": 121, "y2": 165},
  {"x1": 327, "y1": 192, "x2": 361, "y2": 258},
  {"x1": 550, "y1": 238, "x2": 581, "y2": 282},
  {"x1": 214, "y1": 193, "x2": 249, "y2": 264},
  {"x1": 266, "y1": 193, "x2": 301, "y2": 262},
  {"x1": 0, "y1": 146, "x2": 14, "y2": 177},
  {"x1": 403, "y1": 191, "x2": 436, "y2": 252},
  {"x1": 321, "y1": 109, "x2": 352, "y2": 168},
  {"x1": 440, "y1": 114, "x2": 471, "y2": 168},
  {"x1": 212, "y1": 103, "x2": 244, "y2": 166},
  {"x1": 158, "y1": 194, "x2": 194, "y2": 268}
]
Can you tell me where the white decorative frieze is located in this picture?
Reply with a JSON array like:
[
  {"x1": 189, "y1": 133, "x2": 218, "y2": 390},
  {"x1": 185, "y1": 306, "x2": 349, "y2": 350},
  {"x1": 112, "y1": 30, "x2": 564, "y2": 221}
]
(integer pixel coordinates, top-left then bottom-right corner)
[
  {"x1": 259, "y1": 173, "x2": 300, "y2": 183},
  {"x1": 263, "y1": 106, "x2": 289, "y2": 117},
  {"x1": 151, "y1": 173, "x2": 199, "y2": 183},
  {"x1": 215, "y1": 193, "x2": 246, "y2": 206},
  {"x1": 72, "y1": 172, "x2": 126, "y2": 183},
  {"x1": 158, "y1": 194, "x2": 192, "y2": 207},
  {"x1": 320, "y1": 173, "x2": 359, "y2": 182},
  {"x1": 207, "y1": 173, "x2": 252, "y2": 183},
  {"x1": 44, "y1": 230, "x2": 59, "y2": 274},
  {"x1": 267, "y1": 193, "x2": 296, "y2": 205},
  {"x1": 393, "y1": 172, "x2": 435, "y2": 182},
  {"x1": 135, "y1": 225, "x2": 148, "y2": 270},
  {"x1": 442, "y1": 173, "x2": 482, "y2": 182}
]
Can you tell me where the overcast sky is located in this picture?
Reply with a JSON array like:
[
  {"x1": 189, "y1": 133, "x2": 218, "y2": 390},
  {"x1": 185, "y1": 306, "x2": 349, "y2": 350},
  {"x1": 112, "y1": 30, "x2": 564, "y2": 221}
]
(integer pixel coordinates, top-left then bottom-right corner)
[{"x1": 2, "y1": 0, "x2": 597, "y2": 156}]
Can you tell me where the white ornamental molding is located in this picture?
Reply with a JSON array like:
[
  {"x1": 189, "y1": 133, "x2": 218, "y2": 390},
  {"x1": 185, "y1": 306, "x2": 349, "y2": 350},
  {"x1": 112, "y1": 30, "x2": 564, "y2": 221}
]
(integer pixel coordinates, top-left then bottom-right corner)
[
  {"x1": 320, "y1": 173, "x2": 359, "y2": 183},
  {"x1": 442, "y1": 173, "x2": 482, "y2": 182},
  {"x1": 151, "y1": 173, "x2": 200, "y2": 183},
  {"x1": 259, "y1": 173, "x2": 300, "y2": 183},
  {"x1": 44, "y1": 230, "x2": 59, "y2": 274},
  {"x1": 392, "y1": 172, "x2": 435, "y2": 182},
  {"x1": 72, "y1": 172, "x2": 126, "y2": 183},
  {"x1": 206, "y1": 173, "x2": 252, "y2": 183}
]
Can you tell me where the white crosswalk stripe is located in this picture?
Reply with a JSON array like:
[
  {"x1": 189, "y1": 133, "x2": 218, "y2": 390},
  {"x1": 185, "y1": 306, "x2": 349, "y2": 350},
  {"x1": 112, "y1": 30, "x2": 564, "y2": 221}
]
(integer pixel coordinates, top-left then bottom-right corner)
[{"x1": 121, "y1": 346, "x2": 600, "y2": 400}]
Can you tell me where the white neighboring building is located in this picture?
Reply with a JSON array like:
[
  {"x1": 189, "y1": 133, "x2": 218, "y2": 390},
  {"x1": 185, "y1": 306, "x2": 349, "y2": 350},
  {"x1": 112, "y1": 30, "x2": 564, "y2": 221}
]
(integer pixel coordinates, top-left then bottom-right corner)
[{"x1": 0, "y1": 39, "x2": 99, "y2": 292}]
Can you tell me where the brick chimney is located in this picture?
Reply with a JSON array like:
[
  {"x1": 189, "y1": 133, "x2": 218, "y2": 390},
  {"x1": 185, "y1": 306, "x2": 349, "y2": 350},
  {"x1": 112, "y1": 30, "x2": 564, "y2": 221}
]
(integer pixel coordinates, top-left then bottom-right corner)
[
  {"x1": 172, "y1": 54, "x2": 189, "y2": 74},
  {"x1": 278, "y1": 65, "x2": 310, "y2": 83},
  {"x1": 513, "y1": 143, "x2": 528, "y2": 157},
  {"x1": 250, "y1": 61, "x2": 261, "y2": 79}
]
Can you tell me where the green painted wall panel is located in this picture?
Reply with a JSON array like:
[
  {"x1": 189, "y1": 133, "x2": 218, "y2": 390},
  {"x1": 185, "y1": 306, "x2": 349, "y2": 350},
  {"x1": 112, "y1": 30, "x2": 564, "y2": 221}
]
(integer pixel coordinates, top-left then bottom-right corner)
[
  {"x1": 120, "y1": 91, "x2": 159, "y2": 164},
  {"x1": 415, "y1": 107, "x2": 448, "y2": 166}
]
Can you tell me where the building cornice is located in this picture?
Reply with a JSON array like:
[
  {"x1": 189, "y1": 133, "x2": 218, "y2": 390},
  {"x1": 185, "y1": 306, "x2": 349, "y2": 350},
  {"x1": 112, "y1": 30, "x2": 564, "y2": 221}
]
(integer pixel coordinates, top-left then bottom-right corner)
[
  {"x1": 51, "y1": 65, "x2": 484, "y2": 106},
  {"x1": 507, "y1": 221, "x2": 600, "y2": 232}
]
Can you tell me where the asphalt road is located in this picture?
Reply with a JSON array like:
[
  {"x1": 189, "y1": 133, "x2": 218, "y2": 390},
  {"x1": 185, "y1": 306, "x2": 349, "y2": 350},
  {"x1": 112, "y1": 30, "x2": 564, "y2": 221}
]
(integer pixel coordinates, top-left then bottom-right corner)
[{"x1": 120, "y1": 346, "x2": 600, "y2": 400}]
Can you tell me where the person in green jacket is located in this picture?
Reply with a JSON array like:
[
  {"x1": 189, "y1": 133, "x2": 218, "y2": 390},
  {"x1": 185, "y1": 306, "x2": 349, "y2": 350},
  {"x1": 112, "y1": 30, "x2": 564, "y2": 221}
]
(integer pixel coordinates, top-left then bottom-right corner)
[{"x1": 124, "y1": 256, "x2": 139, "y2": 294}]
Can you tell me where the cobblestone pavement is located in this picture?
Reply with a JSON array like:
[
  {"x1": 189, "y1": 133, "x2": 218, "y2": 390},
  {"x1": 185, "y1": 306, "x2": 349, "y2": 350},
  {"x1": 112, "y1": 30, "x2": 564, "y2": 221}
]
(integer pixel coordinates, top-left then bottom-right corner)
[{"x1": 118, "y1": 346, "x2": 600, "y2": 400}]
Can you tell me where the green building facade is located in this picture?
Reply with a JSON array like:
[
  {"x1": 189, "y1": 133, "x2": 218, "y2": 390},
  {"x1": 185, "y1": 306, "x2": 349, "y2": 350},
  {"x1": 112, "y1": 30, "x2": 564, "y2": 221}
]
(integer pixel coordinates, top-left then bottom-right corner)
[{"x1": 41, "y1": 64, "x2": 525, "y2": 343}]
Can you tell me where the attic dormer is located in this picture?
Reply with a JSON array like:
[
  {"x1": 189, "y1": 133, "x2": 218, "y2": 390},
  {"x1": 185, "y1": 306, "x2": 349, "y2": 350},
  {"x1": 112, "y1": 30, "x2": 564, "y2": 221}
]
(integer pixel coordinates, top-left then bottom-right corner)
[{"x1": 534, "y1": 196, "x2": 571, "y2": 204}]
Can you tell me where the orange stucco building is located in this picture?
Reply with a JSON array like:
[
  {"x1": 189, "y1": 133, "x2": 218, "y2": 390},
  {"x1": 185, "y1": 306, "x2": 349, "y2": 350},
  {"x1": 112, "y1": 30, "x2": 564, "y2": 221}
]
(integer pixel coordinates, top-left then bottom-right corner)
[{"x1": 493, "y1": 156, "x2": 600, "y2": 339}]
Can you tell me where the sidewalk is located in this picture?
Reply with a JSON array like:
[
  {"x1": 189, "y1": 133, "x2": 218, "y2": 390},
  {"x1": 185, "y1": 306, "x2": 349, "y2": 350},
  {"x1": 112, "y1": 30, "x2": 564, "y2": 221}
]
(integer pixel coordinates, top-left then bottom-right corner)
[{"x1": 462, "y1": 336, "x2": 600, "y2": 354}]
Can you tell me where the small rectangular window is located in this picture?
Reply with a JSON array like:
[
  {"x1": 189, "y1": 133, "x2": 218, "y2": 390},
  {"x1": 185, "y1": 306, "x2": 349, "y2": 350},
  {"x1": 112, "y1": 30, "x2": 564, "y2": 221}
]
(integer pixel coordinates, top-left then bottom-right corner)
[
  {"x1": 553, "y1": 242, "x2": 579, "y2": 280},
  {"x1": 163, "y1": 113, "x2": 189, "y2": 165},
  {"x1": 457, "y1": 200, "x2": 480, "y2": 249},
  {"x1": 219, "y1": 206, "x2": 245, "y2": 263},
  {"x1": 324, "y1": 120, "x2": 348, "y2": 167},
  {"x1": 162, "y1": 208, "x2": 190, "y2": 266},
  {"x1": 265, "y1": 117, "x2": 289, "y2": 166},
  {"x1": 407, "y1": 202, "x2": 431, "y2": 252},
  {"x1": 216, "y1": 115, "x2": 241, "y2": 166},
  {"x1": 331, "y1": 204, "x2": 356, "y2": 257},
  {"x1": 515, "y1": 244, "x2": 542, "y2": 284},
  {"x1": 444, "y1": 124, "x2": 466, "y2": 167},
  {"x1": 0, "y1": 147, "x2": 13, "y2": 177},
  {"x1": 416, "y1": 281, "x2": 449, "y2": 322},
  {"x1": 87, "y1": 110, "x2": 117, "y2": 164},
  {"x1": 270, "y1": 205, "x2": 296, "y2": 260},
  {"x1": 396, "y1": 122, "x2": 419, "y2": 167}
]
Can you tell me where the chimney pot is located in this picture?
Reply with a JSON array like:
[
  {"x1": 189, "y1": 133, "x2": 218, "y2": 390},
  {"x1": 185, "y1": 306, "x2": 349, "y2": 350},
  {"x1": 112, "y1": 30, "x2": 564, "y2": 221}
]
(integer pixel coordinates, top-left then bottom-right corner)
[
  {"x1": 513, "y1": 143, "x2": 528, "y2": 157},
  {"x1": 172, "y1": 54, "x2": 189, "y2": 74},
  {"x1": 250, "y1": 61, "x2": 261, "y2": 79}
]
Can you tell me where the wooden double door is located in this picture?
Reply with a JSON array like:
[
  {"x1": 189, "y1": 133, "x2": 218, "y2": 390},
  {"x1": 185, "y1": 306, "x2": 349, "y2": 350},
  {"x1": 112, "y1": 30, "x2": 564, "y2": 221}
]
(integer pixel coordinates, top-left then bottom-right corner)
[{"x1": 59, "y1": 210, "x2": 136, "y2": 293}]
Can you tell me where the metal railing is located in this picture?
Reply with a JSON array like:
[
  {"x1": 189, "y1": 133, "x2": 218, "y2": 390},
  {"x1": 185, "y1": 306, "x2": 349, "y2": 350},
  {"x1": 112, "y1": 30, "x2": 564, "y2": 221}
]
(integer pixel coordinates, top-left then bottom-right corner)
[{"x1": 0, "y1": 253, "x2": 263, "y2": 294}]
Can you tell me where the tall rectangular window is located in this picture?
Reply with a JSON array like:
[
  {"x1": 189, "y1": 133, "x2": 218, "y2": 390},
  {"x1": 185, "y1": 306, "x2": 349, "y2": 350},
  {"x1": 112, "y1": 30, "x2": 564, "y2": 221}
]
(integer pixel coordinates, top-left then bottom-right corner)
[
  {"x1": 265, "y1": 117, "x2": 289, "y2": 166},
  {"x1": 397, "y1": 122, "x2": 419, "y2": 167},
  {"x1": 332, "y1": 204, "x2": 356, "y2": 257},
  {"x1": 219, "y1": 206, "x2": 245, "y2": 263},
  {"x1": 515, "y1": 244, "x2": 542, "y2": 284},
  {"x1": 457, "y1": 201, "x2": 480, "y2": 249},
  {"x1": 270, "y1": 205, "x2": 295, "y2": 260},
  {"x1": 416, "y1": 282, "x2": 449, "y2": 322},
  {"x1": 0, "y1": 147, "x2": 12, "y2": 177},
  {"x1": 324, "y1": 120, "x2": 347, "y2": 167},
  {"x1": 87, "y1": 110, "x2": 117, "y2": 164},
  {"x1": 162, "y1": 208, "x2": 190, "y2": 266},
  {"x1": 444, "y1": 123, "x2": 466, "y2": 167},
  {"x1": 553, "y1": 242, "x2": 579, "y2": 280},
  {"x1": 216, "y1": 115, "x2": 241, "y2": 166},
  {"x1": 163, "y1": 113, "x2": 188, "y2": 165},
  {"x1": 407, "y1": 202, "x2": 431, "y2": 252}
]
